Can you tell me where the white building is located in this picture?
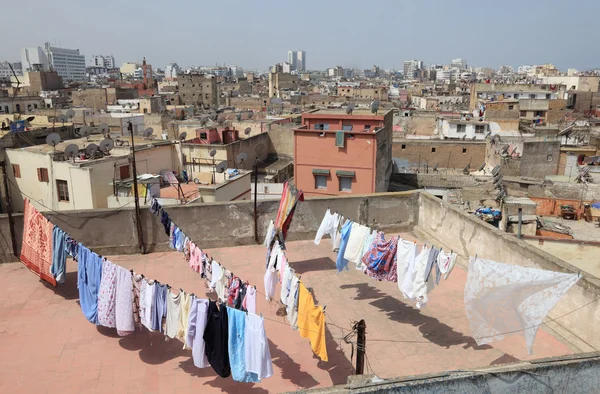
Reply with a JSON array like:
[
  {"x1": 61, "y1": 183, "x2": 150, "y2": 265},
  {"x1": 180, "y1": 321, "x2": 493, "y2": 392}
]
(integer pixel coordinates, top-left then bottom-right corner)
[
  {"x1": 0, "y1": 62, "x2": 23, "y2": 79},
  {"x1": 164, "y1": 63, "x2": 180, "y2": 80},
  {"x1": 517, "y1": 65, "x2": 532, "y2": 74},
  {"x1": 287, "y1": 51, "x2": 298, "y2": 71},
  {"x1": 229, "y1": 65, "x2": 244, "y2": 78},
  {"x1": 451, "y1": 58, "x2": 467, "y2": 70},
  {"x1": 297, "y1": 51, "x2": 306, "y2": 71},
  {"x1": 436, "y1": 68, "x2": 458, "y2": 83},
  {"x1": 21, "y1": 43, "x2": 86, "y2": 81},
  {"x1": 403, "y1": 60, "x2": 422, "y2": 79},
  {"x1": 436, "y1": 117, "x2": 495, "y2": 140},
  {"x1": 88, "y1": 55, "x2": 115, "y2": 69}
]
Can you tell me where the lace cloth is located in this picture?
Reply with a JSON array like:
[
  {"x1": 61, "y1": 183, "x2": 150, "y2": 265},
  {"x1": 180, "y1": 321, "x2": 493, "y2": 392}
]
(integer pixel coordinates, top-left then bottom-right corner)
[{"x1": 465, "y1": 257, "x2": 580, "y2": 354}]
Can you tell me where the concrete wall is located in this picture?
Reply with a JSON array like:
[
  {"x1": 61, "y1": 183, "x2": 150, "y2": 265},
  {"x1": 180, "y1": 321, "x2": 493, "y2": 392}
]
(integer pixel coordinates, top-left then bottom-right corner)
[
  {"x1": 415, "y1": 192, "x2": 600, "y2": 353},
  {"x1": 392, "y1": 140, "x2": 485, "y2": 170},
  {"x1": 267, "y1": 122, "x2": 295, "y2": 159},
  {"x1": 520, "y1": 141, "x2": 561, "y2": 178}
]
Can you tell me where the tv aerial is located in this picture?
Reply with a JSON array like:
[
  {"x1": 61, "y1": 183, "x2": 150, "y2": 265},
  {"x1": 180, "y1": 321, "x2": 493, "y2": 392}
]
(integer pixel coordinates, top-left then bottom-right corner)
[
  {"x1": 370, "y1": 100, "x2": 380, "y2": 114},
  {"x1": 86, "y1": 143, "x2": 99, "y2": 158},
  {"x1": 178, "y1": 131, "x2": 187, "y2": 141},
  {"x1": 64, "y1": 144, "x2": 79, "y2": 162},
  {"x1": 99, "y1": 139, "x2": 114, "y2": 154},
  {"x1": 244, "y1": 127, "x2": 251, "y2": 136},
  {"x1": 45, "y1": 133, "x2": 61, "y2": 149},
  {"x1": 143, "y1": 127, "x2": 154, "y2": 139},
  {"x1": 346, "y1": 103, "x2": 355, "y2": 115}
]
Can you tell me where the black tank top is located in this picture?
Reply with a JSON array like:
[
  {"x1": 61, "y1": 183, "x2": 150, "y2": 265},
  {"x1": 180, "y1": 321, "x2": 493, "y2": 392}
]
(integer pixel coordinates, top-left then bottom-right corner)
[{"x1": 203, "y1": 300, "x2": 231, "y2": 378}]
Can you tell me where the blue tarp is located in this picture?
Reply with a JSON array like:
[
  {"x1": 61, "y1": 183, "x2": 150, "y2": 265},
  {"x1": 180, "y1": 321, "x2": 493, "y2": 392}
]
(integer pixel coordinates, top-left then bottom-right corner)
[{"x1": 591, "y1": 202, "x2": 600, "y2": 209}]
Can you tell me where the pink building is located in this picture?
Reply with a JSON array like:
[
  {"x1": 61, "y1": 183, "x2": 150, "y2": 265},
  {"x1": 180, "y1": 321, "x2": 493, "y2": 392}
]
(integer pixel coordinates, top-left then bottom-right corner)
[{"x1": 294, "y1": 110, "x2": 393, "y2": 197}]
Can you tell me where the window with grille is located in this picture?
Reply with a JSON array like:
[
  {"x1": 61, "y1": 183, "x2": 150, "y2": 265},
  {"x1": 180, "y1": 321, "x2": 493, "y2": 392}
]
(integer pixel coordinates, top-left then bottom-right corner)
[
  {"x1": 315, "y1": 175, "x2": 327, "y2": 189},
  {"x1": 56, "y1": 180, "x2": 69, "y2": 202},
  {"x1": 339, "y1": 177, "x2": 352, "y2": 192}
]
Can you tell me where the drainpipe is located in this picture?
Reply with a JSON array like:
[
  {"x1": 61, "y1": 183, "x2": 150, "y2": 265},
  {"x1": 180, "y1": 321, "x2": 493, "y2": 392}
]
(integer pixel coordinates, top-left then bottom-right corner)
[{"x1": 517, "y1": 207, "x2": 523, "y2": 239}]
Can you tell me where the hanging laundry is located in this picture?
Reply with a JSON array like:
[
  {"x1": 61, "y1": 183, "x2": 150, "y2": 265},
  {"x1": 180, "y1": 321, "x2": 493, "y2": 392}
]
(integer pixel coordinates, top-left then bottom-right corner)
[
  {"x1": 140, "y1": 279, "x2": 155, "y2": 330},
  {"x1": 437, "y1": 250, "x2": 457, "y2": 282},
  {"x1": 149, "y1": 197, "x2": 161, "y2": 215},
  {"x1": 332, "y1": 215, "x2": 344, "y2": 252},
  {"x1": 170, "y1": 224, "x2": 179, "y2": 250},
  {"x1": 280, "y1": 266, "x2": 293, "y2": 305},
  {"x1": 152, "y1": 283, "x2": 168, "y2": 332},
  {"x1": 165, "y1": 290, "x2": 182, "y2": 339},
  {"x1": 424, "y1": 247, "x2": 440, "y2": 283},
  {"x1": 51, "y1": 226, "x2": 67, "y2": 284},
  {"x1": 263, "y1": 220, "x2": 275, "y2": 247},
  {"x1": 264, "y1": 267, "x2": 278, "y2": 301},
  {"x1": 186, "y1": 297, "x2": 210, "y2": 368},
  {"x1": 227, "y1": 277, "x2": 242, "y2": 306},
  {"x1": 274, "y1": 181, "x2": 304, "y2": 241},
  {"x1": 203, "y1": 301, "x2": 231, "y2": 378},
  {"x1": 362, "y1": 233, "x2": 398, "y2": 282},
  {"x1": 287, "y1": 275, "x2": 300, "y2": 330},
  {"x1": 396, "y1": 239, "x2": 417, "y2": 294},
  {"x1": 65, "y1": 235, "x2": 78, "y2": 260},
  {"x1": 335, "y1": 220, "x2": 353, "y2": 273},
  {"x1": 314, "y1": 209, "x2": 336, "y2": 245},
  {"x1": 227, "y1": 308, "x2": 260, "y2": 383},
  {"x1": 132, "y1": 273, "x2": 144, "y2": 330},
  {"x1": 243, "y1": 286, "x2": 257, "y2": 314},
  {"x1": 175, "y1": 230, "x2": 186, "y2": 252},
  {"x1": 297, "y1": 283, "x2": 328, "y2": 362},
  {"x1": 189, "y1": 243, "x2": 203, "y2": 273},
  {"x1": 278, "y1": 253, "x2": 288, "y2": 284},
  {"x1": 245, "y1": 313, "x2": 274, "y2": 380},
  {"x1": 97, "y1": 260, "x2": 118, "y2": 328},
  {"x1": 343, "y1": 223, "x2": 371, "y2": 264},
  {"x1": 183, "y1": 237, "x2": 191, "y2": 262},
  {"x1": 234, "y1": 282, "x2": 247, "y2": 310},
  {"x1": 267, "y1": 240, "x2": 281, "y2": 271},
  {"x1": 406, "y1": 246, "x2": 432, "y2": 307},
  {"x1": 358, "y1": 229, "x2": 377, "y2": 271},
  {"x1": 20, "y1": 199, "x2": 56, "y2": 286},
  {"x1": 115, "y1": 266, "x2": 135, "y2": 336},
  {"x1": 178, "y1": 291, "x2": 191, "y2": 342},
  {"x1": 465, "y1": 257, "x2": 580, "y2": 354},
  {"x1": 77, "y1": 245, "x2": 103, "y2": 324},
  {"x1": 160, "y1": 210, "x2": 171, "y2": 236}
]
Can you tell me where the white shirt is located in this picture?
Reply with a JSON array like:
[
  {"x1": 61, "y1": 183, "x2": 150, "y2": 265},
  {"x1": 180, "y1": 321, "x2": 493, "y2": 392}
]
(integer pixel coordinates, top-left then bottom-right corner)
[
  {"x1": 245, "y1": 313, "x2": 273, "y2": 380},
  {"x1": 314, "y1": 209, "x2": 336, "y2": 245},
  {"x1": 140, "y1": 280, "x2": 155, "y2": 330},
  {"x1": 343, "y1": 223, "x2": 371, "y2": 263}
]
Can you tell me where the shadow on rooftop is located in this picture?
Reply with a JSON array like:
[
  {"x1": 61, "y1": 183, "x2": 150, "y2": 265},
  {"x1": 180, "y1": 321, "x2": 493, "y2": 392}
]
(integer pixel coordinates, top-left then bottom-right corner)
[
  {"x1": 41, "y1": 270, "x2": 80, "y2": 300},
  {"x1": 490, "y1": 353, "x2": 521, "y2": 366},
  {"x1": 340, "y1": 282, "x2": 492, "y2": 351},
  {"x1": 291, "y1": 257, "x2": 336, "y2": 275}
]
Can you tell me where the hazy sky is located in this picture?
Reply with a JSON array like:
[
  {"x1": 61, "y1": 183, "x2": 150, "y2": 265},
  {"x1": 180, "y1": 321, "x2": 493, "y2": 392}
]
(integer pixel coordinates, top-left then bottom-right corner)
[{"x1": 1, "y1": 0, "x2": 599, "y2": 72}]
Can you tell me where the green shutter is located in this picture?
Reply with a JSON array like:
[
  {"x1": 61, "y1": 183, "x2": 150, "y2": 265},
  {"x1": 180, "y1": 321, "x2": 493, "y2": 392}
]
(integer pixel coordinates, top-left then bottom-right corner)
[
  {"x1": 312, "y1": 169, "x2": 330, "y2": 175},
  {"x1": 336, "y1": 170, "x2": 355, "y2": 178},
  {"x1": 335, "y1": 131, "x2": 345, "y2": 148}
]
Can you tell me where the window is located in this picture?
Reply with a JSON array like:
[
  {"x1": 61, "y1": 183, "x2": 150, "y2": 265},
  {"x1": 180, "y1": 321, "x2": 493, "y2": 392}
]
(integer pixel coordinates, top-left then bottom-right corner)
[
  {"x1": 37, "y1": 168, "x2": 49, "y2": 182},
  {"x1": 475, "y1": 125, "x2": 485, "y2": 134},
  {"x1": 462, "y1": 147, "x2": 467, "y2": 154},
  {"x1": 514, "y1": 94, "x2": 519, "y2": 99},
  {"x1": 342, "y1": 125, "x2": 353, "y2": 131},
  {"x1": 339, "y1": 177, "x2": 352, "y2": 192},
  {"x1": 364, "y1": 125, "x2": 371, "y2": 130},
  {"x1": 12, "y1": 164, "x2": 20, "y2": 178},
  {"x1": 508, "y1": 105, "x2": 514, "y2": 110},
  {"x1": 119, "y1": 165, "x2": 130, "y2": 179},
  {"x1": 534, "y1": 111, "x2": 544, "y2": 117},
  {"x1": 546, "y1": 94, "x2": 551, "y2": 99},
  {"x1": 315, "y1": 175, "x2": 327, "y2": 189},
  {"x1": 200, "y1": 132, "x2": 208, "y2": 139},
  {"x1": 401, "y1": 144, "x2": 406, "y2": 150},
  {"x1": 431, "y1": 147, "x2": 436, "y2": 153},
  {"x1": 56, "y1": 180, "x2": 69, "y2": 202},
  {"x1": 530, "y1": 94, "x2": 536, "y2": 99},
  {"x1": 456, "y1": 124, "x2": 466, "y2": 133}
]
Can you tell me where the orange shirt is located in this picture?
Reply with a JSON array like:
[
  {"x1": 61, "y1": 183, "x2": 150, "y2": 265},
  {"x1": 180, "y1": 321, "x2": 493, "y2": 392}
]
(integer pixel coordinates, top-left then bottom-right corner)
[{"x1": 297, "y1": 283, "x2": 328, "y2": 362}]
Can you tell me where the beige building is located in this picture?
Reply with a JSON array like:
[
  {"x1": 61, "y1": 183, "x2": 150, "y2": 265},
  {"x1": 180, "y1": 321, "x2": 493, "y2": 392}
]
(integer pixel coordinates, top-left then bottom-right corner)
[
  {"x1": 6, "y1": 136, "x2": 177, "y2": 212},
  {"x1": 120, "y1": 62, "x2": 140, "y2": 76},
  {"x1": 268, "y1": 72, "x2": 299, "y2": 98},
  {"x1": 336, "y1": 85, "x2": 389, "y2": 101},
  {"x1": 178, "y1": 73, "x2": 218, "y2": 108}
]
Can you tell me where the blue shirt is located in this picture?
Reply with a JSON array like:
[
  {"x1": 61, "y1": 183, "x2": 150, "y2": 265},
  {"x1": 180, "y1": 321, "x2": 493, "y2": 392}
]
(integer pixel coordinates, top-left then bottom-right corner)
[
  {"x1": 51, "y1": 226, "x2": 67, "y2": 284},
  {"x1": 336, "y1": 220, "x2": 353, "y2": 273},
  {"x1": 227, "y1": 307, "x2": 259, "y2": 382},
  {"x1": 77, "y1": 245, "x2": 103, "y2": 324},
  {"x1": 152, "y1": 283, "x2": 168, "y2": 332}
]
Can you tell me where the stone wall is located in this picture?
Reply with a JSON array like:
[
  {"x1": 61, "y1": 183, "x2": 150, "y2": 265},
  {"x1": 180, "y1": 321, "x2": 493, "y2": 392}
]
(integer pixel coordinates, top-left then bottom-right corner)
[
  {"x1": 267, "y1": 122, "x2": 295, "y2": 159},
  {"x1": 392, "y1": 140, "x2": 485, "y2": 170}
]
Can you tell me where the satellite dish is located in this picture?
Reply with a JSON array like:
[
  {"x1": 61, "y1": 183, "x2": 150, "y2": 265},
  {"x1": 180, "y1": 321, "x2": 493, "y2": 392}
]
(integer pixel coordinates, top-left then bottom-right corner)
[
  {"x1": 471, "y1": 135, "x2": 477, "y2": 140},
  {"x1": 26, "y1": 116, "x2": 35, "y2": 122},
  {"x1": 200, "y1": 118, "x2": 208, "y2": 126},
  {"x1": 178, "y1": 132, "x2": 187, "y2": 141},
  {"x1": 461, "y1": 134, "x2": 467, "y2": 140},
  {"x1": 244, "y1": 127, "x2": 251, "y2": 135},
  {"x1": 236, "y1": 152, "x2": 248, "y2": 165},
  {"x1": 57, "y1": 115, "x2": 68, "y2": 123},
  {"x1": 45, "y1": 133, "x2": 60, "y2": 147},
  {"x1": 86, "y1": 143, "x2": 99, "y2": 157},
  {"x1": 79, "y1": 125, "x2": 91, "y2": 137},
  {"x1": 236, "y1": 113, "x2": 242, "y2": 121},
  {"x1": 209, "y1": 149, "x2": 217, "y2": 157},
  {"x1": 216, "y1": 161, "x2": 228, "y2": 173},
  {"x1": 433, "y1": 163, "x2": 439, "y2": 171},
  {"x1": 247, "y1": 111, "x2": 254, "y2": 119},
  {"x1": 98, "y1": 123, "x2": 110, "y2": 134},
  {"x1": 143, "y1": 127, "x2": 154, "y2": 138},
  {"x1": 370, "y1": 100, "x2": 380, "y2": 114},
  {"x1": 346, "y1": 103, "x2": 355, "y2": 115},
  {"x1": 477, "y1": 163, "x2": 486, "y2": 172},
  {"x1": 66, "y1": 109, "x2": 76, "y2": 118},
  {"x1": 99, "y1": 139, "x2": 114, "y2": 154},
  {"x1": 217, "y1": 117, "x2": 225, "y2": 126},
  {"x1": 193, "y1": 178, "x2": 200, "y2": 184},
  {"x1": 64, "y1": 144, "x2": 79, "y2": 160}
]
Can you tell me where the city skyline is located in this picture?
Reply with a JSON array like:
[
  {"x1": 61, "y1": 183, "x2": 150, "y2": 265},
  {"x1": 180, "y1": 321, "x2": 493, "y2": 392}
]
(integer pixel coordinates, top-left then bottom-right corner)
[{"x1": 1, "y1": 0, "x2": 599, "y2": 71}]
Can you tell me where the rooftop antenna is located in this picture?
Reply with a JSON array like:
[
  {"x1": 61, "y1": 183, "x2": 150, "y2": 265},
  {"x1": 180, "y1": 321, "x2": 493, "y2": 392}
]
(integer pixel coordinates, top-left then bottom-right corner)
[
  {"x1": 45, "y1": 132, "x2": 61, "y2": 151},
  {"x1": 99, "y1": 139, "x2": 114, "y2": 155},
  {"x1": 370, "y1": 100, "x2": 380, "y2": 114},
  {"x1": 346, "y1": 103, "x2": 355, "y2": 115},
  {"x1": 143, "y1": 127, "x2": 154, "y2": 139},
  {"x1": 86, "y1": 143, "x2": 99, "y2": 159},
  {"x1": 64, "y1": 144, "x2": 79, "y2": 163}
]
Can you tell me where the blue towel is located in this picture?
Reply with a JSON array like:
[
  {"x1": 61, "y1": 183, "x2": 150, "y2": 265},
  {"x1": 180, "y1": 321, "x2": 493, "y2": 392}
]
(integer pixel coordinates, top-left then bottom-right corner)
[
  {"x1": 227, "y1": 307, "x2": 259, "y2": 382},
  {"x1": 336, "y1": 220, "x2": 353, "y2": 273},
  {"x1": 51, "y1": 226, "x2": 67, "y2": 284},
  {"x1": 77, "y1": 245, "x2": 103, "y2": 324}
]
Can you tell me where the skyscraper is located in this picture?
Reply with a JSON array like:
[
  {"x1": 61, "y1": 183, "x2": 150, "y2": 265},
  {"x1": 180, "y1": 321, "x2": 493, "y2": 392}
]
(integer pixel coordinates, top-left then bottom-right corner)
[
  {"x1": 403, "y1": 60, "x2": 422, "y2": 80},
  {"x1": 287, "y1": 51, "x2": 298, "y2": 71},
  {"x1": 21, "y1": 42, "x2": 86, "y2": 81},
  {"x1": 297, "y1": 51, "x2": 306, "y2": 72}
]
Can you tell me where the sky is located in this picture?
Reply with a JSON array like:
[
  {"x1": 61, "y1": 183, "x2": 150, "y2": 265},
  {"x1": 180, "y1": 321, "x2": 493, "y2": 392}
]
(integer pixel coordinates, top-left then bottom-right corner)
[{"x1": 1, "y1": 0, "x2": 599, "y2": 72}]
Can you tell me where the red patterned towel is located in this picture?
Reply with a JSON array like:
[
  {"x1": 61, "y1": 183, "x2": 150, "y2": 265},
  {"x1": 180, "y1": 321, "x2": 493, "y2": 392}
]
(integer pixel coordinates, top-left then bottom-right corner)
[{"x1": 20, "y1": 199, "x2": 56, "y2": 286}]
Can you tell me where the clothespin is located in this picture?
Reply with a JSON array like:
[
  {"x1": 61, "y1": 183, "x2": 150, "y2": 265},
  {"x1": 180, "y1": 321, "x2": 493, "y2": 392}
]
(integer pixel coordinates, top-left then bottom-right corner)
[
  {"x1": 450, "y1": 249, "x2": 453, "y2": 254},
  {"x1": 323, "y1": 305, "x2": 327, "y2": 313},
  {"x1": 180, "y1": 288, "x2": 184, "y2": 293}
]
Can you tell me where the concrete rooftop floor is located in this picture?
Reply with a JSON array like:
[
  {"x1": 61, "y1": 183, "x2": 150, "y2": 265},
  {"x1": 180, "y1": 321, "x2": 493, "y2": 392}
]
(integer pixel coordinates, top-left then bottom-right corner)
[{"x1": 0, "y1": 234, "x2": 572, "y2": 393}]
